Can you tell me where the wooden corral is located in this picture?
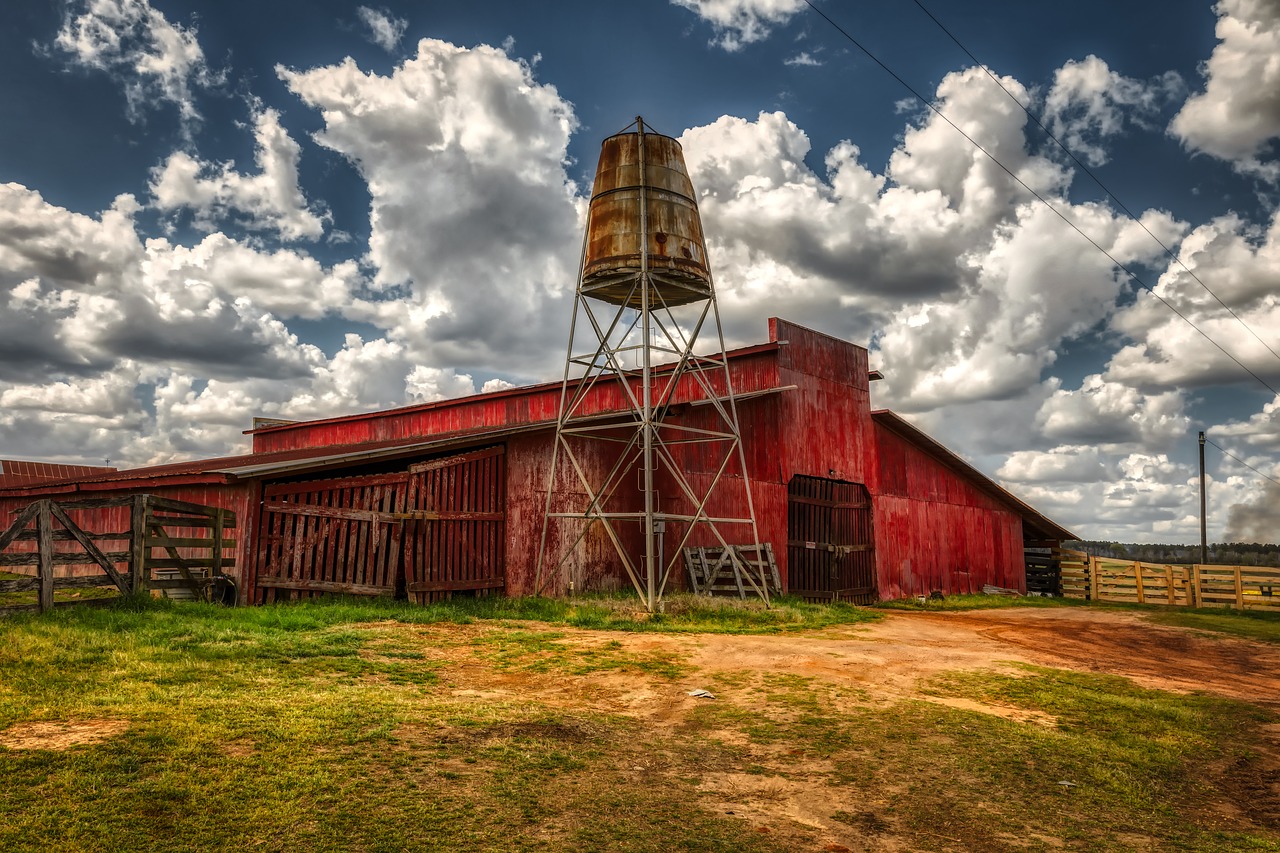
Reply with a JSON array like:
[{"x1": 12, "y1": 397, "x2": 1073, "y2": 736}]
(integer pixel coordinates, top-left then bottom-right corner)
[
  {"x1": 0, "y1": 495, "x2": 235, "y2": 615},
  {"x1": 0, "y1": 318, "x2": 1076, "y2": 606},
  {"x1": 1058, "y1": 548, "x2": 1280, "y2": 610}
]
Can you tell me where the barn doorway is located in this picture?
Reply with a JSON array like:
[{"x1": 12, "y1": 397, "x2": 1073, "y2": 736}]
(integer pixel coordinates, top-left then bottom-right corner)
[
  {"x1": 254, "y1": 446, "x2": 506, "y2": 603},
  {"x1": 786, "y1": 475, "x2": 876, "y2": 603}
]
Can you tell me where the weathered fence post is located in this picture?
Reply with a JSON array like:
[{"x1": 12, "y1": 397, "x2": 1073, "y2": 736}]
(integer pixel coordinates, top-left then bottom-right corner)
[
  {"x1": 36, "y1": 501, "x2": 54, "y2": 613},
  {"x1": 1133, "y1": 560, "x2": 1145, "y2": 604},
  {"x1": 212, "y1": 511, "x2": 224, "y2": 582},
  {"x1": 1234, "y1": 566, "x2": 1244, "y2": 610},
  {"x1": 131, "y1": 495, "x2": 148, "y2": 595},
  {"x1": 1192, "y1": 564, "x2": 1202, "y2": 608},
  {"x1": 1089, "y1": 556, "x2": 1099, "y2": 601}
]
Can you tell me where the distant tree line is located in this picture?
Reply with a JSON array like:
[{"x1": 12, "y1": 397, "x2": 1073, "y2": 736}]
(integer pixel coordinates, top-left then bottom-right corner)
[{"x1": 1067, "y1": 541, "x2": 1280, "y2": 567}]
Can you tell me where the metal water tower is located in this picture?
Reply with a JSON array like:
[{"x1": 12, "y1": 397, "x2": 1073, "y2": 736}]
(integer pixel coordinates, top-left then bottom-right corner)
[{"x1": 535, "y1": 117, "x2": 765, "y2": 611}]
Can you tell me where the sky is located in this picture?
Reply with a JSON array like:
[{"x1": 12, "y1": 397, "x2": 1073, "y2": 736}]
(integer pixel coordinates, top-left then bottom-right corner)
[{"x1": 1, "y1": 0, "x2": 1279, "y2": 545}]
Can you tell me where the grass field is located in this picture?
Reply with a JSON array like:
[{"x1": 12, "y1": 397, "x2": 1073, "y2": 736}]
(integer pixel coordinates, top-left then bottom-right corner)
[{"x1": 0, "y1": 595, "x2": 1276, "y2": 851}]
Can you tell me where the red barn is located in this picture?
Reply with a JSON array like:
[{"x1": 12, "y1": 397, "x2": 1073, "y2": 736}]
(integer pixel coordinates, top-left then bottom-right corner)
[{"x1": 0, "y1": 318, "x2": 1074, "y2": 604}]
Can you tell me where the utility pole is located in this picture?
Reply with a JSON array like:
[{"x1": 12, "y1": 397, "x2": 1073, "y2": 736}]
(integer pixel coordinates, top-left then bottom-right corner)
[{"x1": 1199, "y1": 431, "x2": 1208, "y2": 564}]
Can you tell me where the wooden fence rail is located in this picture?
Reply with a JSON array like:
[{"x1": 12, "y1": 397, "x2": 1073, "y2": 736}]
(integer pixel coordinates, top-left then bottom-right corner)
[
  {"x1": 0, "y1": 495, "x2": 236, "y2": 616},
  {"x1": 1055, "y1": 548, "x2": 1280, "y2": 611}
]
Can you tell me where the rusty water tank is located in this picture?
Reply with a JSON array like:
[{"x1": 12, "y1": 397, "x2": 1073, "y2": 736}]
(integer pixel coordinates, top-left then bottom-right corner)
[{"x1": 582, "y1": 126, "x2": 712, "y2": 308}]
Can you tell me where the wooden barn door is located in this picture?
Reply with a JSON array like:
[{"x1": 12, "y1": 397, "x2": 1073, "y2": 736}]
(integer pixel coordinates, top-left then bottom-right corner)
[
  {"x1": 787, "y1": 475, "x2": 876, "y2": 604},
  {"x1": 402, "y1": 446, "x2": 507, "y2": 603},
  {"x1": 257, "y1": 471, "x2": 410, "y2": 601}
]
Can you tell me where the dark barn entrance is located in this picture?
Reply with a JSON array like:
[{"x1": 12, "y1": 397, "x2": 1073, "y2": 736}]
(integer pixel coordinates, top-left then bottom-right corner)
[
  {"x1": 786, "y1": 475, "x2": 876, "y2": 603},
  {"x1": 254, "y1": 446, "x2": 506, "y2": 603}
]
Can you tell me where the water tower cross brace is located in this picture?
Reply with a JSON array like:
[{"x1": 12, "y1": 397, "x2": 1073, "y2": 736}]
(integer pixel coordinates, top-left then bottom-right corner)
[{"x1": 535, "y1": 117, "x2": 766, "y2": 611}]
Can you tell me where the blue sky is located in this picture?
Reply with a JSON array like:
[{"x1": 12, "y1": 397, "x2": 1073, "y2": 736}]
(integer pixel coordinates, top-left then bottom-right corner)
[{"x1": 1, "y1": 0, "x2": 1279, "y2": 544}]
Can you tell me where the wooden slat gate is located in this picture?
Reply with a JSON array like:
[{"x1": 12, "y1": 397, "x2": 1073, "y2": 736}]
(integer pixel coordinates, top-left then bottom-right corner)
[
  {"x1": 786, "y1": 475, "x2": 876, "y2": 604},
  {"x1": 255, "y1": 446, "x2": 506, "y2": 603},
  {"x1": 403, "y1": 446, "x2": 506, "y2": 603}
]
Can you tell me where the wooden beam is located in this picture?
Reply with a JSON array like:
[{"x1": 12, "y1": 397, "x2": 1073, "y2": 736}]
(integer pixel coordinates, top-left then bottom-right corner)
[
  {"x1": 0, "y1": 502, "x2": 40, "y2": 552},
  {"x1": 406, "y1": 578, "x2": 505, "y2": 593},
  {"x1": 0, "y1": 551, "x2": 131, "y2": 567},
  {"x1": 131, "y1": 495, "x2": 148, "y2": 595},
  {"x1": 37, "y1": 502, "x2": 54, "y2": 613},
  {"x1": 49, "y1": 502, "x2": 131, "y2": 595},
  {"x1": 255, "y1": 577, "x2": 394, "y2": 596}
]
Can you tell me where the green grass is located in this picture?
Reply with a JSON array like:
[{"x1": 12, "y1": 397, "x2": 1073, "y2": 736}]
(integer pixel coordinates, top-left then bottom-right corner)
[
  {"x1": 875, "y1": 592, "x2": 1082, "y2": 611},
  {"x1": 1, "y1": 596, "x2": 1277, "y2": 851},
  {"x1": 0, "y1": 598, "x2": 786, "y2": 853}
]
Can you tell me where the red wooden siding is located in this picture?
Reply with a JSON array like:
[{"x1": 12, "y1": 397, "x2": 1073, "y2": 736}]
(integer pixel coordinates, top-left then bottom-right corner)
[{"x1": 871, "y1": 423, "x2": 1025, "y2": 598}]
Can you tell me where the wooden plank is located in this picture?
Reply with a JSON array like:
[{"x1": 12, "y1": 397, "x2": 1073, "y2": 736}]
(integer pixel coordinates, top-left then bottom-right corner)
[
  {"x1": 211, "y1": 512, "x2": 224, "y2": 580},
  {"x1": 147, "y1": 523, "x2": 202, "y2": 597},
  {"x1": 143, "y1": 495, "x2": 226, "y2": 518},
  {"x1": 407, "y1": 577, "x2": 506, "y2": 593},
  {"x1": 262, "y1": 502, "x2": 406, "y2": 524},
  {"x1": 0, "y1": 573, "x2": 132, "y2": 593},
  {"x1": 131, "y1": 495, "x2": 148, "y2": 594},
  {"x1": 264, "y1": 471, "x2": 411, "y2": 498},
  {"x1": 0, "y1": 576, "x2": 38, "y2": 593},
  {"x1": 47, "y1": 497, "x2": 135, "y2": 511},
  {"x1": 145, "y1": 514, "x2": 238, "y2": 530},
  {"x1": 144, "y1": 536, "x2": 236, "y2": 549},
  {"x1": 255, "y1": 577, "x2": 394, "y2": 596},
  {"x1": 408, "y1": 445, "x2": 505, "y2": 474},
  {"x1": 0, "y1": 502, "x2": 40, "y2": 552},
  {"x1": 48, "y1": 502, "x2": 131, "y2": 594},
  {"x1": 37, "y1": 503, "x2": 54, "y2": 613},
  {"x1": 8, "y1": 529, "x2": 133, "y2": 542},
  {"x1": 145, "y1": 557, "x2": 236, "y2": 569},
  {"x1": 0, "y1": 551, "x2": 131, "y2": 567}
]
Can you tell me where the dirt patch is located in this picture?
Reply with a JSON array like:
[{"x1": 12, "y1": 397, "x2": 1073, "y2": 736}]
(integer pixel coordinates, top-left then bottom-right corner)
[
  {"x1": 915, "y1": 608, "x2": 1280, "y2": 709},
  {"x1": 368, "y1": 609, "x2": 1280, "y2": 849},
  {"x1": 0, "y1": 719, "x2": 128, "y2": 750}
]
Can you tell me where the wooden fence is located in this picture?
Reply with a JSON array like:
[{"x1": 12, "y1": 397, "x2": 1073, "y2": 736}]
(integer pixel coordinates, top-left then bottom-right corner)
[
  {"x1": 0, "y1": 495, "x2": 236, "y2": 616},
  {"x1": 1057, "y1": 548, "x2": 1280, "y2": 611}
]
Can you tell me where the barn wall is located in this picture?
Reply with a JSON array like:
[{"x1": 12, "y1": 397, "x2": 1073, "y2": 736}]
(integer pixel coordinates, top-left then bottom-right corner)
[
  {"x1": 768, "y1": 319, "x2": 873, "y2": 590},
  {"x1": 504, "y1": 430, "x2": 643, "y2": 597},
  {"x1": 871, "y1": 423, "x2": 1025, "y2": 599}
]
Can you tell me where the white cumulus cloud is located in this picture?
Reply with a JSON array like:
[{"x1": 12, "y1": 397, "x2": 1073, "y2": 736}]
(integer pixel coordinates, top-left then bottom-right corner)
[
  {"x1": 670, "y1": 0, "x2": 807, "y2": 51},
  {"x1": 357, "y1": 6, "x2": 408, "y2": 53},
  {"x1": 52, "y1": 0, "x2": 222, "y2": 128},
  {"x1": 1170, "y1": 0, "x2": 1280, "y2": 180},
  {"x1": 149, "y1": 107, "x2": 328, "y2": 240}
]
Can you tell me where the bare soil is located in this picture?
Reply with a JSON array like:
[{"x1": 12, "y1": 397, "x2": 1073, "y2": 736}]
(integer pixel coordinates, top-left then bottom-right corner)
[
  {"x1": 0, "y1": 719, "x2": 128, "y2": 750},
  {"x1": 393, "y1": 607, "x2": 1280, "y2": 851}
]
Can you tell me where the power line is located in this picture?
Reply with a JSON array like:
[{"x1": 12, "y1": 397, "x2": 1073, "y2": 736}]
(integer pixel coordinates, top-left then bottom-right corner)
[
  {"x1": 1205, "y1": 437, "x2": 1280, "y2": 489},
  {"x1": 797, "y1": 0, "x2": 1279, "y2": 398},
  {"x1": 908, "y1": 0, "x2": 1280, "y2": 369}
]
